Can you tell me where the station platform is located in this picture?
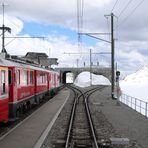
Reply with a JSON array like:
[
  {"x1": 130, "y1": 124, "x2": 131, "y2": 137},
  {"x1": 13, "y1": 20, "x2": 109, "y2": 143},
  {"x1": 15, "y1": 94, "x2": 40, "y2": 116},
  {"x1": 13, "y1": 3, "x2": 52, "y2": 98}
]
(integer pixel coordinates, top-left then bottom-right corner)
[
  {"x1": 0, "y1": 89, "x2": 70, "y2": 148},
  {"x1": 90, "y1": 86, "x2": 148, "y2": 148}
]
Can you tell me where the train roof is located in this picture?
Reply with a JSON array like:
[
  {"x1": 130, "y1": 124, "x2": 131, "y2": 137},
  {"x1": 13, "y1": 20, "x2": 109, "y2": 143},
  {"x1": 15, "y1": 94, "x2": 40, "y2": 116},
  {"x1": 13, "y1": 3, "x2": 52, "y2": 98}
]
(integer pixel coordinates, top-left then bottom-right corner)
[{"x1": 0, "y1": 58, "x2": 59, "y2": 73}]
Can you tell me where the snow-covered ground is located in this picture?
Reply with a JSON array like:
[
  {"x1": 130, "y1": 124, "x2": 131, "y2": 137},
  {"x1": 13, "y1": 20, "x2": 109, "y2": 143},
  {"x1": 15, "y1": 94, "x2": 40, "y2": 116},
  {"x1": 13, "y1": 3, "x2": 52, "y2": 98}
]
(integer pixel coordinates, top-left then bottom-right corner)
[
  {"x1": 74, "y1": 71, "x2": 111, "y2": 88},
  {"x1": 120, "y1": 66, "x2": 148, "y2": 117},
  {"x1": 120, "y1": 66, "x2": 148, "y2": 102}
]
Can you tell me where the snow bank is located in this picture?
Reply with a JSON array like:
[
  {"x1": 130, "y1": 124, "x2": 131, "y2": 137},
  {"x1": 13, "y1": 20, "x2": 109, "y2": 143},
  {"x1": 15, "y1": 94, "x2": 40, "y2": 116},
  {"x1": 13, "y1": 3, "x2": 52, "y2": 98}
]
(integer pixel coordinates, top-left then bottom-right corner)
[
  {"x1": 74, "y1": 71, "x2": 111, "y2": 88},
  {"x1": 123, "y1": 66, "x2": 148, "y2": 83},
  {"x1": 120, "y1": 66, "x2": 148, "y2": 102}
]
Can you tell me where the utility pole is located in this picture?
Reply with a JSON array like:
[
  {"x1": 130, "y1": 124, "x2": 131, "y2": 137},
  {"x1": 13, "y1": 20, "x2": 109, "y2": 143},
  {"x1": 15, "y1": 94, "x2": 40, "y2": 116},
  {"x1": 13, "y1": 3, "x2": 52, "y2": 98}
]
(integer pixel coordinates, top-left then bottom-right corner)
[
  {"x1": 111, "y1": 13, "x2": 115, "y2": 99},
  {"x1": 77, "y1": 8, "x2": 116, "y2": 98},
  {"x1": 104, "y1": 13, "x2": 115, "y2": 99},
  {"x1": 0, "y1": 3, "x2": 11, "y2": 53},
  {"x1": 90, "y1": 49, "x2": 92, "y2": 85}
]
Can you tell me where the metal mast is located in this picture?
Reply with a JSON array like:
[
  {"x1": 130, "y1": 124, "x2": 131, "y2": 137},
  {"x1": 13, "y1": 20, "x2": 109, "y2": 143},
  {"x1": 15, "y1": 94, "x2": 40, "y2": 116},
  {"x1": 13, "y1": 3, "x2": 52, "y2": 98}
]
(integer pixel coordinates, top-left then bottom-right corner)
[
  {"x1": 111, "y1": 13, "x2": 115, "y2": 98},
  {"x1": 0, "y1": 3, "x2": 11, "y2": 53}
]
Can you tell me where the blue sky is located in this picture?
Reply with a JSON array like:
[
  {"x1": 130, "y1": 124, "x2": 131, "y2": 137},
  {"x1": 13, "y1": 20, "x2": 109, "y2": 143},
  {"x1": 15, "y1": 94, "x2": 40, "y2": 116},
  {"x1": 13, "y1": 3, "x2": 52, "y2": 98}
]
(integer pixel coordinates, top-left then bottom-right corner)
[{"x1": 19, "y1": 21, "x2": 97, "y2": 47}]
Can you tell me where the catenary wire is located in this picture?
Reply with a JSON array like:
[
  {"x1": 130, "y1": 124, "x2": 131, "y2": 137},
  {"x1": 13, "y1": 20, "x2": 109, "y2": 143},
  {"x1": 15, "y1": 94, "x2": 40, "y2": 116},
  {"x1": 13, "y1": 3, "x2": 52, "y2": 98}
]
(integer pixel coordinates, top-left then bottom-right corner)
[
  {"x1": 118, "y1": 0, "x2": 134, "y2": 18},
  {"x1": 111, "y1": 0, "x2": 119, "y2": 12},
  {"x1": 117, "y1": 0, "x2": 145, "y2": 28}
]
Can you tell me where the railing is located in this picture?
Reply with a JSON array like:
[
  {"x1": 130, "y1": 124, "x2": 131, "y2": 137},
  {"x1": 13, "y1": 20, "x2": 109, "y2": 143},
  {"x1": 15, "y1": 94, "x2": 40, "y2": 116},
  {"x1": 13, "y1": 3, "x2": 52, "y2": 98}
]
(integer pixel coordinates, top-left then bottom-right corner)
[{"x1": 120, "y1": 94, "x2": 148, "y2": 117}]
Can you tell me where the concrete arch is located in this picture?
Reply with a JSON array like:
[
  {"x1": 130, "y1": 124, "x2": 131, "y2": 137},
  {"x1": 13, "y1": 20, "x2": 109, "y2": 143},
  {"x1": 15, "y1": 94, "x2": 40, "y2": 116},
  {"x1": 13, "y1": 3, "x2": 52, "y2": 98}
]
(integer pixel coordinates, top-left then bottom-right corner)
[{"x1": 57, "y1": 67, "x2": 111, "y2": 84}]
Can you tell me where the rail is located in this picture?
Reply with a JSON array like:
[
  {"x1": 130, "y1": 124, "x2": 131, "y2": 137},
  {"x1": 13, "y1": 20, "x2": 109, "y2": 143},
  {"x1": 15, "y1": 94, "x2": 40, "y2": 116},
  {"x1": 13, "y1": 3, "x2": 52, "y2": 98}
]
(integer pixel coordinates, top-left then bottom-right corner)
[
  {"x1": 120, "y1": 94, "x2": 148, "y2": 117},
  {"x1": 65, "y1": 85, "x2": 84, "y2": 148},
  {"x1": 85, "y1": 90, "x2": 99, "y2": 148},
  {"x1": 65, "y1": 85, "x2": 100, "y2": 148}
]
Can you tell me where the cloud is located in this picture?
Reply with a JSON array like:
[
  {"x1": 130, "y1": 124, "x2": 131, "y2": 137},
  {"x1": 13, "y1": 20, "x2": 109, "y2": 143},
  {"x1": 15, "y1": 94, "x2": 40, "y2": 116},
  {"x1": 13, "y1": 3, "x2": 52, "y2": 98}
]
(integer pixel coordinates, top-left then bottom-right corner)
[
  {"x1": 0, "y1": 15, "x2": 87, "y2": 67},
  {"x1": 0, "y1": 0, "x2": 148, "y2": 76},
  {"x1": 0, "y1": 14, "x2": 23, "y2": 35}
]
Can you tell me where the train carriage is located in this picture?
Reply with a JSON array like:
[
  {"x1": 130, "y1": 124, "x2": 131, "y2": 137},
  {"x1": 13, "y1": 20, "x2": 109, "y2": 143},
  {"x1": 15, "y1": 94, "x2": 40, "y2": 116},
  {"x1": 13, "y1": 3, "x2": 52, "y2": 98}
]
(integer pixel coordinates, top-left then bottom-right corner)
[
  {"x1": 8, "y1": 65, "x2": 36, "y2": 118},
  {"x1": 49, "y1": 71, "x2": 60, "y2": 89},
  {"x1": 34, "y1": 68, "x2": 48, "y2": 104},
  {"x1": 48, "y1": 71, "x2": 60, "y2": 97}
]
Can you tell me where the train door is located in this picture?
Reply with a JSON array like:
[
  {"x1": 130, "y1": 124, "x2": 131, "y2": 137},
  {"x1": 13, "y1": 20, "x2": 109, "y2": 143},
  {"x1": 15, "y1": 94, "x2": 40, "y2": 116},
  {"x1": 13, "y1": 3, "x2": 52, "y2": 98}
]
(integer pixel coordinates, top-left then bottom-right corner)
[
  {"x1": 8, "y1": 69, "x2": 13, "y2": 101},
  {"x1": 0, "y1": 67, "x2": 9, "y2": 123},
  {"x1": 47, "y1": 73, "x2": 50, "y2": 90},
  {"x1": 34, "y1": 70, "x2": 37, "y2": 94}
]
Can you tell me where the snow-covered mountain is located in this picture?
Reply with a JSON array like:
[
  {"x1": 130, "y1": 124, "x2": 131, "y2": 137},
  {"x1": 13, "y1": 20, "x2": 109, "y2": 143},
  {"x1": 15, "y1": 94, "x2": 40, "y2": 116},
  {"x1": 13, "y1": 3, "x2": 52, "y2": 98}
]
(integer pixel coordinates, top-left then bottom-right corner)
[
  {"x1": 123, "y1": 66, "x2": 148, "y2": 83},
  {"x1": 120, "y1": 66, "x2": 148, "y2": 101}
]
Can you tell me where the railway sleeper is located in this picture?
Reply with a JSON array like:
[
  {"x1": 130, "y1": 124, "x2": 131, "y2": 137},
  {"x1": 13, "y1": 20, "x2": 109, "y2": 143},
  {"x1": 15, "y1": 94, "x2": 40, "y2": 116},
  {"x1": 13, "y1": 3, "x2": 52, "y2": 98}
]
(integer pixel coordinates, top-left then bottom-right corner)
[
  {"x1": 71, "y1": 140, "x2": 93, "y2": 148},
  {"x1": 72, "y1": 135, "x2": 91, "y2": 140},
  {"x1": 72, "y1": 128, "x2": 90, "y2": 133}
]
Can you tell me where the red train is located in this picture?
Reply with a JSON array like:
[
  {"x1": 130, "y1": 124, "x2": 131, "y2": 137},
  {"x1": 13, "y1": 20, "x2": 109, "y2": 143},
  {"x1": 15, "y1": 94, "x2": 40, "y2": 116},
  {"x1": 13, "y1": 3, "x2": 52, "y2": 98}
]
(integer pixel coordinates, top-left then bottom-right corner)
[{"x1": 0, "y1": 58, "x2": 60, "y2": 123}]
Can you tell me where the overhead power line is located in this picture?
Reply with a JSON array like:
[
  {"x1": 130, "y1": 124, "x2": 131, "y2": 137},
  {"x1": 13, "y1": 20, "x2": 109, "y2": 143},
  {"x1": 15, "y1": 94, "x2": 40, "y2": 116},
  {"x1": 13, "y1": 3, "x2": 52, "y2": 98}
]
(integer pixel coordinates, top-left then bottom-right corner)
[
  {"x1": 77, "y1": 0, "x2": 84, "y2": 48},
  {"x1": 111, "y1": 0, "x2": 119, "y2": 12},
  {"x1": 118, "y1": 0, "x2": 134, "y2": 18},
  {"x1": 117, "y1": 0, "x2": 145, "y2": 28}
]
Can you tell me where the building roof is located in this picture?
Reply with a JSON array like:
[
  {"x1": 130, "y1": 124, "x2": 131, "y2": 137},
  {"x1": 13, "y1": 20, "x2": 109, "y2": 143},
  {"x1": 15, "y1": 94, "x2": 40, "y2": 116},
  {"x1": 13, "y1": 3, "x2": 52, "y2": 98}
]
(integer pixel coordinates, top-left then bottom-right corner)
[{"x1": 25, "y1": 52, "x2": 48, "y2": 59}]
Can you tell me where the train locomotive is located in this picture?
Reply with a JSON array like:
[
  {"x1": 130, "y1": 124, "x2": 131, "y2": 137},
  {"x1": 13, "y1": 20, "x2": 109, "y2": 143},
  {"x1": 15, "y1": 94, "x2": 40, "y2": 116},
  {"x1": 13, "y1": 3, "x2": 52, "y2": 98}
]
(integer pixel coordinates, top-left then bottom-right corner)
[{"x1": 0, "y1": 58, "x2": 60, "y2": 123}]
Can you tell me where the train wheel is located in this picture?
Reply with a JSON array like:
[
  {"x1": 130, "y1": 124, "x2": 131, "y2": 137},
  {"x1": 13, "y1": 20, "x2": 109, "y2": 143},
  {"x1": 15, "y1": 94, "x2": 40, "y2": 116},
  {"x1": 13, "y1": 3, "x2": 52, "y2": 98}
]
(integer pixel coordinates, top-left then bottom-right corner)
[
  {"x1": 22, "y1": 104, "x2": 27, "y2": 113},
  {"x1": 27, "y1": 102, "x2": 31, "y2": 110},
  {"x1": 16, "y1": 109, "x2": 20, "y2": 119}
]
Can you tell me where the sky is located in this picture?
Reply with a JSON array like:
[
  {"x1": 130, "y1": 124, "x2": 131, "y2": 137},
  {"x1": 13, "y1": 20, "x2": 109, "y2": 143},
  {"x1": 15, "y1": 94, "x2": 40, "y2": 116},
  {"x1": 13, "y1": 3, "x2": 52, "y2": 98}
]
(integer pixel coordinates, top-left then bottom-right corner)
[{"x1": 0, "y1": 0, "x2": 147, "y2": 77}]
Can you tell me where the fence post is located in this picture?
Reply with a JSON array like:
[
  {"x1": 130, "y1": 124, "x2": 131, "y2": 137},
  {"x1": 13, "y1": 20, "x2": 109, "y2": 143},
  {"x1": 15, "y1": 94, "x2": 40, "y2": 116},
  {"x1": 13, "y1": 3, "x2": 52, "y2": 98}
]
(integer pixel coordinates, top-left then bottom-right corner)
[
  {"x1": 135, "y1": 98, "x2": 136, "y2": 111},
  {"x1": 140, "y1": 100, "x2": 141, "y2": 113},
  {"x1": 126, "y1": 96, "x2": 128, "y2": 105},
  {"x1": 146, "y1": 102, "x2": 148, "y2": 117},
  {"x1": 131, "y1": 97, "x2": 132, "y2": 108}
]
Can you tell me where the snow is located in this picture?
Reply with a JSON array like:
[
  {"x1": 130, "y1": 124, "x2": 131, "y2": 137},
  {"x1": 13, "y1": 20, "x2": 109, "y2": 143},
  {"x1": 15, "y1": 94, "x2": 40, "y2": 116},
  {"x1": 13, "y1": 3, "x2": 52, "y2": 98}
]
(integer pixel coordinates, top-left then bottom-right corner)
[
  {"x1": 66, "y1": 72, "x2": 74, "y2": 83},
  {"x1": 119, "y1": 66, "x2": 148, "y2": 117},
  {"x1": 122, "y1": 66, "x2": 148, "y2": 84},
  {"x1": 120, "y1": 66, "x2": 148, "y2": 102},
  {"x1": 74, "y1": 71, "x2": 111, "y2": 88}
]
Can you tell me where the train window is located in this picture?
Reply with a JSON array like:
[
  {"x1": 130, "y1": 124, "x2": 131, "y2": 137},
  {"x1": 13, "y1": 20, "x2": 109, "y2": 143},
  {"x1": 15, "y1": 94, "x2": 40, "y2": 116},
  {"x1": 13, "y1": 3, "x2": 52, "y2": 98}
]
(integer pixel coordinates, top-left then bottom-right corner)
[
  {"x1": 24, "y1": 70, "x2": 29, "y2": 85},
  {"x1": 8, "y1": 70, "x2": 12, "y2": 85},
  {"x1": 48, "y1": 74, "x2": 51, "y2": 81},
  {"x1": 54, "y1": 74, "x2": 56, "y2": 81},
  {"x1": 50, "y1": 74, "x2": 52, "y2": 82},
  {"x1": 17, "y1": 70, "x2": 20, "y2": 85},
  {"x1": 39, "y1": 73, "x2": 43, "y2": 84},
  {"x1": 30, "y1": 71, "x2": 33, "y2": 84},
  {"x1": 42, "y1": 74, "x2": 45, "y2": 83},
  {"x1": 45, "y1": 74, "x2": 47, "y2": 83},
  {"x1": 43, "y1": 74, "x2": 47, "y2": 83},
  {"x1": 27, "y1": 71, "x2": 29, "y2": 85},
  {"x1": 39, "y1": 73, "x2": 46, "y2": 84},
  {"x1": 42, "y1": 74, "x2": 44, "y2": 83},
  {"x1": 24, "y1": 70, "x2": 27, "y2": 85},
  {"x1": 38, "y1": 74, "x2": 40, "y2": 84},
  {"x1": 1, "y1": 70, "x2": 6, "y2": 94}
]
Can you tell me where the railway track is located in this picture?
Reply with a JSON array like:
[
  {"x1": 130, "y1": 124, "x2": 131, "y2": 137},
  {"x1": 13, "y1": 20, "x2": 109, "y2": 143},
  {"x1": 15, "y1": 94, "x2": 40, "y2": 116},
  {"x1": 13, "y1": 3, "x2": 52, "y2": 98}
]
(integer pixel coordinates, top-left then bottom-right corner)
[{"x1": 64, "y1": 85, "x2": 106, "y2": 148}]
